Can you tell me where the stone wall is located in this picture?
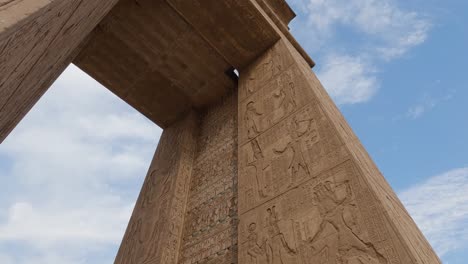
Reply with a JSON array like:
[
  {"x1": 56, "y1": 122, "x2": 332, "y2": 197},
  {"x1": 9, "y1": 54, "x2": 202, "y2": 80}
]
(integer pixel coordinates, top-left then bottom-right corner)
[{"x1": 179, "y1": 93, "x2": 239, "y2": 264}]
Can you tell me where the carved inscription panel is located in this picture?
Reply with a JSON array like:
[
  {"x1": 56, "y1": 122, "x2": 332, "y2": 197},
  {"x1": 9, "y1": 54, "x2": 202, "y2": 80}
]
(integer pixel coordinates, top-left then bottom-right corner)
[
  {"x1": 238, "y1": 161, "x2": 408, "y2": 264},
  {"x1": 237, "y1": 39, "x2": 419, "y2": 264},
  {"x1": 239, "y1": 40, "x2": 295, "y2": 101},
  {"x1": 238, "y1": 48, "x2": 349, "y2": 213},
  {"x1": 239, "y1": 101, "x2": 348, "y2": 213},
  {"x1": 179, "y1": 94, "x2": 238, "y2": 264}
]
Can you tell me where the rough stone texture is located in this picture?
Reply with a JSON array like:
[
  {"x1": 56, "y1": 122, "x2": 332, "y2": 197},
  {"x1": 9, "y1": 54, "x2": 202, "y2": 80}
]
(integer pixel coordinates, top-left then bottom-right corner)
[
  {"x1": 178, "y1": 93, "x2": 238, "y2": 264},
  {"x1": 115, "y1": 112, "x2": 198, "y2": 264},
  {"x1": 73, "y1": 0, "x2": 238, "y2": 128},
  {"x1": 237, "y1": 38, "x2": 441, "y2": 264},
  {"x1": 0, "y1": 0, "x2": 119, "y2": 143},
  {"x1": 0, "y1": 1, "x2": 441, "y2": 263}
]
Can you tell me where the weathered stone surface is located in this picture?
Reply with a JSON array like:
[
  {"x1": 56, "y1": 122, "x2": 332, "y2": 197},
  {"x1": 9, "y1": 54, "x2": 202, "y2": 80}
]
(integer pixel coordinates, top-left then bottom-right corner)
[
  {"x1": 0, "y1": 1, "x2": 441, "y2": 264},
  {"x1": 179, "y1": 93, "x2": 238, "y2": 264},
  {"x1": 237, "y1": 38, "x2": 441, "y2": 264},
  {"x1": 0, "y1": 0, "x2": 119, "y2": 143},
  {"x1": 74, "y1": 0, "x2": 237, "y2": 128},
  {"x1": 115, "y1": 112, "x2": 198, "y2": 264}
]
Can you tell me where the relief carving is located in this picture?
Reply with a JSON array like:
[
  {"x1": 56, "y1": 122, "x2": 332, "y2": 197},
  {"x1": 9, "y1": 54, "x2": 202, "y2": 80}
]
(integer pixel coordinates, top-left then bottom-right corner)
[
  {"x1": 240, "y1": 41, "x2": 295, "y2": 101},
  {"x1": 247, "y1": 139, "x2": 268, "y2": 198},
  {"x1": 264, "y1": 206, "x2": 297, "y2": 263},
  {"x1": 240, "y1": 103, "x2": 327, "y2": 212},
  {"x1": 240, "y1": 163, "x2": 392, "y2": 264},
  {"x1": 240, "y1": 65, "x2": 318, "y2": 145},
  {"x1": 245, "y1": 101, "x2": 263, "y2": 139},
  {"x1": 179, "y1": 95, "x2": 237, "y2": 263},
  {"x1": 269, "y1": 72, "x2": 297, "y2": 125},
  {"x1": 246, "y1": 223, "x2": 267, "y2": 263},
  {"x1": 301, "y1": 180, "x2": 387, "y2": 264}
]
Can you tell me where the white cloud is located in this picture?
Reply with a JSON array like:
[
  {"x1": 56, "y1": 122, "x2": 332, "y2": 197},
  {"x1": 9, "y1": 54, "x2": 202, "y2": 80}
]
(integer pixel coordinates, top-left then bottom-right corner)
[
  {"x1": 0, "y1": 253, "x2": 14, "y2": 264},
  {"x1": 0, "y1": 64, "x2": 161, "y2": 263},
  {"x1": 290, "y1": 0, "x2": 431, "y2": 104},
  {"x1": 400, "y1": 168, "x2": 468, "y2": 258},
  {"x1": 318, "y1": 54, "x2": 379, "y2": 104},
  {"x1": 406, "y1": 92, "x2": 453, "y2": 119},
  {"x1": 407, "y1": 104, "x2": 427, "y2": 119},
  {"x1": 295, "y1": 0, "x2": 430, "y2": 59}
]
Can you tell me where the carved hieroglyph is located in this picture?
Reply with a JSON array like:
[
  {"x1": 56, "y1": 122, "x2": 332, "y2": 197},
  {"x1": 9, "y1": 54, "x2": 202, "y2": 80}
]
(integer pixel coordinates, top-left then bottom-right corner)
[
  {"x1": 178, "y1": 94, "x2": 238, "y2": 264},
  {"x1": 238, "y1": 39, "x2": 441, "y2": 264},
  {"x1": 114, "y1": 113, "x2": 197, "y2": 264},
  {"x1": 0, "y1": 1, "x2": 441, "y2": 263}
]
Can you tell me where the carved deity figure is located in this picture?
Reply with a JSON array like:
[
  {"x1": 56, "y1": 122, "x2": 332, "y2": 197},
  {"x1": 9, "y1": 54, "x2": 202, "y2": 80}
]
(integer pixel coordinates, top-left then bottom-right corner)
[
  {"x1": 273, "y1": 113, "x2": 319, "y2": 187},
  {"x1": 245, "y1": 101, "x2": 263, "y2": 139},
  {"x1": 247, "y1": 223, "x2": 267, "y2": 264},
  {"x1": 248, "y1": 139, "x2": 268, "y2": 198},
  {"x1": 275, "y1": 73, "x2": 297, "y2": 113},
  {"x1": 308, "y1": 180, "x2": 387, "y2": 264},
  {"x1": 273, "y1": 141, "x2": 308, "y2": 188},
  {"x1": 265, "y1": 206, "x2": 297, "y2": 264}
]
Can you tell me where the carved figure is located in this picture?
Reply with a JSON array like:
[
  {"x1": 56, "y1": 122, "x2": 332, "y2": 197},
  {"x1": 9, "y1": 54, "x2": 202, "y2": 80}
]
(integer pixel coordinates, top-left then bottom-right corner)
[
  {"x1": 273, "y1": 140, "x2": 309, "y2": 188},
  {"x1": 265, "y1": 206, "x2": 296, "y2": 264},
  {"x1": 248, "y1": 139, "x2": 268, "y2": 198},
  {"x1": 247, "y1": 223, "x2": 267, "y2": 264},
  {"x1": 308, "y1": 180, "x2": 387, "y2": 264},
  {"x1": 274, "y1": 74, "x2": 296, "y2": 114},
  {"x1": 141, "y1": 169, "x2": 172, "y2": 209},
  {"x1": 245, "y1": 101, "x2": 263, "y2": 139}
]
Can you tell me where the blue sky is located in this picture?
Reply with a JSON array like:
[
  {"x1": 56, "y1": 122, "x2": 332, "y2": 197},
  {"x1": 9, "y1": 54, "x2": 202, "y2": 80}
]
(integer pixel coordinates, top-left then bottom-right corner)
[{"x1": 1, "y1": 0, "x2": 467, "y2": 263}]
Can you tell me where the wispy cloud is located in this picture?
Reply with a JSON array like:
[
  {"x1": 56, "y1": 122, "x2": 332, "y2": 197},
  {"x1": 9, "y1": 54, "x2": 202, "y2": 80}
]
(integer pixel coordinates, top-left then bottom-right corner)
[
  {"x1": 400, "y1": 167, "x2": 468, "y2": 258},
  {"x1": 290, "y1": 0, "x2": 431, "y2": 104},
  {"x1": 406, "y1": 92, "x2": 453, "y2": 119},
  {"x1": 317, "y1": 54, "x2": 379, "y2": 104},
  {"x1": 0, "y1": 65, "x2": 161, "y2": 263}
]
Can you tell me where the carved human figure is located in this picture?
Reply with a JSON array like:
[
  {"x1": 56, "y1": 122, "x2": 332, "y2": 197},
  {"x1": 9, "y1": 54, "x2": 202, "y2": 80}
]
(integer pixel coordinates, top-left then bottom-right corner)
[
  {"x1": 274, "y1": 73, "x2": 297, "y2": 115},
  {"x1": 247, "y1": 223, "x2": 267, "y2": 264},
  {"x1": 273, "y1": 138, "x2": 310, "y2": 187},
  {"x1": 265, "y1": 206, "x2": 296, "y2": 264},
  {"x1": 245, "y1": 101, "x2": 263, "y2": 139},
  {"x1": 248, "y1": 139, "x2": 268, "y2": 198},
  {"x1": 260, "y1": 55, "x2": 274, "y2": 80},
  {"x1": 141, "y1": 169, "x2": 172, "y2": 209},
  {"x1": 308, "y1": 180, "x2": 387, "y2": 264}
]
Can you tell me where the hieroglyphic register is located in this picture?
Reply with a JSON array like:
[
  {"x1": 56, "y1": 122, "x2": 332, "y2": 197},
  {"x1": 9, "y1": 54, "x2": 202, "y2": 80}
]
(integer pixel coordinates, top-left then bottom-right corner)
[{"x1": 236, "y1": 39, "x2": 438, "y2": 264}]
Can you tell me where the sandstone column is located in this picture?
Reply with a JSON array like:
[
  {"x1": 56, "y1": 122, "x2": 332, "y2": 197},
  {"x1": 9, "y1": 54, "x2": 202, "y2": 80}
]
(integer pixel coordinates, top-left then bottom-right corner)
[
  {"x1": 237, "y1": 38, "x2": 441, "y2": 264},
  {"x1": 114, "y1": 113, "x2": 197, "y2": 264},
  {"x1": 0, "y1": 0, "x2": 119, "y2": 142}
]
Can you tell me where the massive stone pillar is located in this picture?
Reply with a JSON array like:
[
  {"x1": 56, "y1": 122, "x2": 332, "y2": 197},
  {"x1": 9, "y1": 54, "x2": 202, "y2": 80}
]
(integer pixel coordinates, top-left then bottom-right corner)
[
  {"x1": 237, "y1": 38, "x2": 441, "y2": 263},
  {"x1": 115, "y1": 94, "x2": 239, "y2": 264},
  {"x1": 0, "y1": 0, "x2": 118, "y2": 142},
  {"x1": 114, "y1": 113, "x2": 197, "y2": 264}
]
